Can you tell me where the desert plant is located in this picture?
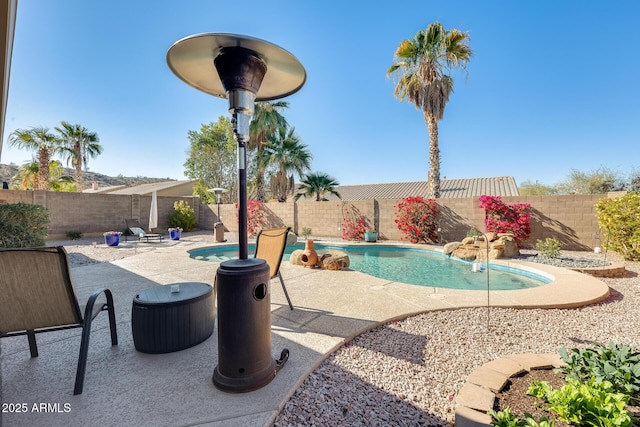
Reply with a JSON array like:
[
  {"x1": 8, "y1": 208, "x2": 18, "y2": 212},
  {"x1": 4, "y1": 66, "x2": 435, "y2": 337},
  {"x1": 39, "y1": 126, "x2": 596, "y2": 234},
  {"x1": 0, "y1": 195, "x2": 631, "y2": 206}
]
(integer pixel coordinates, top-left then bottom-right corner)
[
  {"x1": 168, "y1": 200, "x2": 197, "y2": 231},
  {"x1": 535, "y1": 238, "x2": 562, "y2": 258},
  {"x1": 66, "y1": 231, "x2": 83, "y2": 240},
  {"x1": 0, "y1": 203, "x2": 50, "y2": 248},
  {"x1": 556, "y1": 342, "x2": 640, "y2": 404},
  {"x1": 394, "y1": 196, "x2": 440, "y2": 243},
  {"x1": 301, "y1": 227, "x2": 312, "y2": 240},
  {"x1": 595, "y1": 193, "x2": 640, "y2": 261}
]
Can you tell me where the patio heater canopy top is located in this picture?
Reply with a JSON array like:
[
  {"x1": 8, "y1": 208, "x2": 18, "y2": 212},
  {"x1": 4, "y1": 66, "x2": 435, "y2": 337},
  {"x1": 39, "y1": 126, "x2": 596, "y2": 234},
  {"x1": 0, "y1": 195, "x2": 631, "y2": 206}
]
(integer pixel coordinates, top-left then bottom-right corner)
[{"x1": 166, "y1": 33, "x2": 307, "y2": 101}]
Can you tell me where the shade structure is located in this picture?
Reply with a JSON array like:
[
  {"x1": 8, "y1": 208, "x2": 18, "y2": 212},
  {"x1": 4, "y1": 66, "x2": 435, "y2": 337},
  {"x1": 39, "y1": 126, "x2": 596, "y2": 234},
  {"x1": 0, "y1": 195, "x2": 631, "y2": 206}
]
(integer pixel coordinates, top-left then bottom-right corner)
[
  {"x1": 149, "y1": 191, "x2": 158, "y2": 230},
  {"x1": 166, "y1": 33, "x2": 306, "y2": 102}
]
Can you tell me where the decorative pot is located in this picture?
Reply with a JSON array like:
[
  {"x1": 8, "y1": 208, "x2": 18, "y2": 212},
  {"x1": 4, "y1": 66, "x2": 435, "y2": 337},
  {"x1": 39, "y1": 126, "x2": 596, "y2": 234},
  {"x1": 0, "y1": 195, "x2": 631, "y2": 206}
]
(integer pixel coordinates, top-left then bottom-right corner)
[
  {"x1": 169, "y1": 229, "x2": 181, "y2": 240},
  {"x1": 300, "y1": 240, "x2": 318, "y2": 267},
  {"x1": 364, "y1": 232, "x2": 378, "y2": 242},
  {"x1": 104, "y1": 234, "x2": 120, "y2": 246}
]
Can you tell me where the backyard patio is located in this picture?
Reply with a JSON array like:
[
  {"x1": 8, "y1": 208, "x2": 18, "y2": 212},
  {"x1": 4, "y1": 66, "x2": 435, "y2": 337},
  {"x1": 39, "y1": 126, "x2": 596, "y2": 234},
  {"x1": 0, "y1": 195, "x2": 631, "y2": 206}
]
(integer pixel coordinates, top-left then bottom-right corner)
[{"x1": 1, "y1": 231, "x2": 636, "y2": 427}]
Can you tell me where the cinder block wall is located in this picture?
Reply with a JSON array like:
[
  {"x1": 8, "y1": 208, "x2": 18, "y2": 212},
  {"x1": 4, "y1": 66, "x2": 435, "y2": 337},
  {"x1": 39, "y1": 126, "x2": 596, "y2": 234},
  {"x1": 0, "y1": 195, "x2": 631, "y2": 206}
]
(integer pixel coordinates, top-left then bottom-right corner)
[
  {"x1": 0, "y1": 189, "x2": 610, "y2": 249},
  {"x1": 0, "y1": 189, "x2": 202, "y2": 238}
]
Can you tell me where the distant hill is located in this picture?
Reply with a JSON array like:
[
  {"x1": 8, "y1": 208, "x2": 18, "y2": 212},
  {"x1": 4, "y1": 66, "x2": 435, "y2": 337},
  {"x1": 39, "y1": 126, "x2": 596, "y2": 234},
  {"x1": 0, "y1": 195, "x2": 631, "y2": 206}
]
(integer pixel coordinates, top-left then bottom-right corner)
[{"x1": 0, "y1": 163, "x2": 175, "y2": 189}]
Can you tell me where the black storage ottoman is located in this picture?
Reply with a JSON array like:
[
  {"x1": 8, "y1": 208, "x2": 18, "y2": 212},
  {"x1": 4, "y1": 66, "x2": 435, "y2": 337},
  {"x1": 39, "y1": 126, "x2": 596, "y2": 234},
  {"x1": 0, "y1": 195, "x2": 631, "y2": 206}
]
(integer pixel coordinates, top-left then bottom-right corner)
[{"x1": 132, "y1": 282, "x2": 215, "y2": 354}]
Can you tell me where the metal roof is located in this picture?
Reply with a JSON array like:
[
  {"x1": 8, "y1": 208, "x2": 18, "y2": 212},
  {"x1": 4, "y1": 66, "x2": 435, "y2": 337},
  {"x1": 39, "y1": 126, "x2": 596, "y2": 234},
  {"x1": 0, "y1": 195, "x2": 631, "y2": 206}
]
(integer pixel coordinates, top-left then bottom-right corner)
[{"x1": 319, "y1": 176, "x2": 519, "y2": 201}]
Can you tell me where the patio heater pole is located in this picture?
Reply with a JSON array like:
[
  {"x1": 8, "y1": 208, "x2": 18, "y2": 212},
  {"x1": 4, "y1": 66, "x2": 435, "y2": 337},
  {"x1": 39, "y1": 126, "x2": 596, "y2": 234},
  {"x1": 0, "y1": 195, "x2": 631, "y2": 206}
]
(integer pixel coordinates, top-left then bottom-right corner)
[{"x1": 167, "y1": 33, "x2": 306, "y2": 393}]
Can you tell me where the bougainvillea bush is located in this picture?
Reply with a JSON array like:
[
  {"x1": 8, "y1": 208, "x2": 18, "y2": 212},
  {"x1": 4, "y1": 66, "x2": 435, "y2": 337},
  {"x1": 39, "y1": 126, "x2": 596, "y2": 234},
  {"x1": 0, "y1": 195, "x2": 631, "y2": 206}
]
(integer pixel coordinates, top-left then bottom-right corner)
[
  {"x1": 394, "y1": 196, "x2": 440, "y2": 244},
  {"x1": 341, "y1": 203, "x2": 367, "y2": 240},
  {"x1": 235, "y1": 200, "x2": 265, "y2": 236},
  {"x1": 478, "y1": 195, "x2": 531, "y2": 241}
]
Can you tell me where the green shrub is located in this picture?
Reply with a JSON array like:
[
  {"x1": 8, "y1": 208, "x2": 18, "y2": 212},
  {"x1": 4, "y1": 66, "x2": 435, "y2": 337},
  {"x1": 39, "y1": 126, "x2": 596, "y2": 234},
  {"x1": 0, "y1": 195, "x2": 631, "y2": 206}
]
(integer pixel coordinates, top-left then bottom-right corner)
[
  {"x1": 595, "y1": 193, "x2": 640, "y2": 261},
  {"x1": 556, "y1": 342, "x2": 640, "y2": 404},
  {"x1": 467, "y1": 227, "x2": 482, "y2": 238},
  {"x1": 0, "y1": 203, "x2": 50, "y2": 248},
  {"x1": 535, "y1": 238, "x2": 562, "y2": 258},
  {"x1": 66, "y1": 231, "x2": 83, "y2": 240},
  {"x1": 168, "y1": 200, "x2": 197, "y2": 231}
]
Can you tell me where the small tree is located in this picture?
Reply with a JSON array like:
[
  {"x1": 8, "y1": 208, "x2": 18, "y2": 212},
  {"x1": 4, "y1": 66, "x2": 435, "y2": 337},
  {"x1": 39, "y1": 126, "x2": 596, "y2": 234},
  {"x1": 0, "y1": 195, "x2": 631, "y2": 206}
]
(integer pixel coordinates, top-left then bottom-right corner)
[
  {"x1": 478, "y1": 195, "x2": 531, "y2": 241},
  {"x1": 595, "y1": 193, "x2": 640, "y2": 261},
  {"x1": 394, "y1": 196, "x2": 440, "y2": 244}
]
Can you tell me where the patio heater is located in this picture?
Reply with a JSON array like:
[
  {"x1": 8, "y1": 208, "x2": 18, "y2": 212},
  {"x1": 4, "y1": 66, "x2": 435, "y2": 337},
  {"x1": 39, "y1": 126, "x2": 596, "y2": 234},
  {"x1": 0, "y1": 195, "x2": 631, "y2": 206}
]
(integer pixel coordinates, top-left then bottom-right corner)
[
  {"x1": 167, "y1": 33, "x2": 306, "y2": 392},
  {"x1": 208, "y1": 187, "x2": 228, "y2": 242}
]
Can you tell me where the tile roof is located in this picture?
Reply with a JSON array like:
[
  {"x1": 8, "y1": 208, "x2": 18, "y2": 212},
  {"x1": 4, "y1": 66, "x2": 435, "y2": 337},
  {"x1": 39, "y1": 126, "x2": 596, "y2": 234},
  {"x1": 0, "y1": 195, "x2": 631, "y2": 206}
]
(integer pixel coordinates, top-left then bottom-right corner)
[{"x1": 320, "y1": 176, "x2": 519, "y2": 201}]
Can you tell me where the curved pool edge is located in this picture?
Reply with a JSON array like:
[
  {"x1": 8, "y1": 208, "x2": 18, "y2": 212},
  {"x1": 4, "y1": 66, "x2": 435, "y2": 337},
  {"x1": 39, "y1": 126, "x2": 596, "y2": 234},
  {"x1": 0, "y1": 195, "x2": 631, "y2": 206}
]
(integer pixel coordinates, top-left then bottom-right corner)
[{"x1": 187, "y1": 241, "x2": 611, "y2": 307}]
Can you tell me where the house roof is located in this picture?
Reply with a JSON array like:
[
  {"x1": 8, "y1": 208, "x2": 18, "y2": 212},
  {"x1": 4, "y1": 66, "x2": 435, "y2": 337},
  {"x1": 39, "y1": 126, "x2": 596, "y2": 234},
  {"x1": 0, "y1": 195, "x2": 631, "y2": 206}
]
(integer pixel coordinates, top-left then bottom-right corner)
[
  {"x1": 319, "y1": 176, "x2": 519, "y2": 201},
  {"x1": 104, "y1": 180, "x2": 197, "y2": 196}
]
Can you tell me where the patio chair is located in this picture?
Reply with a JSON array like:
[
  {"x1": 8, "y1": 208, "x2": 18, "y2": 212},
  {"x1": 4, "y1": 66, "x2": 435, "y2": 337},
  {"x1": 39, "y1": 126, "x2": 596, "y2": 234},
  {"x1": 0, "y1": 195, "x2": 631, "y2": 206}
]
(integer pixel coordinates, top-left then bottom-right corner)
[
  {"x1": 0, "y1": 246, "x2": 118, "y2": 395},
  {"x1": 125, "y1": 218, "x2": 163, "y2": 242},
  {"x1": 254, "y1": 227, "x2": 294, "y2": 310}
]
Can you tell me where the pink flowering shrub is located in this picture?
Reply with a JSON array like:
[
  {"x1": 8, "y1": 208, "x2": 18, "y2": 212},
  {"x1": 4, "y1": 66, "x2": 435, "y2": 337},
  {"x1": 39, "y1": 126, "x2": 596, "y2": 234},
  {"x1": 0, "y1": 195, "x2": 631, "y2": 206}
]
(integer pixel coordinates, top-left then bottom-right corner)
[
  {"x1": 394, "y1": 196, "x2": 440, "y2": 244},
  {"x1": 478, "y1": 195, "x2": 531, "y2": 240},
  {"x1": 235, "y1": 200, "x2": 265, "y2": 236},
  {"x1": 341, "y1": 203, "x2": 367, "y2": 240}
]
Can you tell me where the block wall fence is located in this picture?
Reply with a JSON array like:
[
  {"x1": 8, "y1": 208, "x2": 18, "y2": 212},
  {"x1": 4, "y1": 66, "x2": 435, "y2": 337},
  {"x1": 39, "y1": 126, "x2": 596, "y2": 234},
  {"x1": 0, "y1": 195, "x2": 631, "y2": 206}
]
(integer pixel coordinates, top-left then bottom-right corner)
[{"x1": 0, "y1": 189, "x2": 612, "y2": 250}]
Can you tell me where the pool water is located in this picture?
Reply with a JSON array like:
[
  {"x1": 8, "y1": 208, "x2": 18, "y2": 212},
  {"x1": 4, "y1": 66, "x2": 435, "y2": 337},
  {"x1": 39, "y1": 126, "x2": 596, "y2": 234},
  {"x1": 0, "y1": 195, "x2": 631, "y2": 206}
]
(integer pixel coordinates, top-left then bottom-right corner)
[{"x1": 189, "y1": 244, "x2": 550, "y2": 291}]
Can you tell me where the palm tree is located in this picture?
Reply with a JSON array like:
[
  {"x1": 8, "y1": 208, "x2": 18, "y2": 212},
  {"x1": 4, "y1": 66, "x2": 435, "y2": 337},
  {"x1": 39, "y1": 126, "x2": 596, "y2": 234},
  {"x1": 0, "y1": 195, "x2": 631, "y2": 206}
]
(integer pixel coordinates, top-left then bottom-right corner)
[
  {"x1": 55, "y1": 121, "x2": 102, "y2": 189},
  {"x1": 294, "y1": 172, "x2": 341, "y2": 202},
  {"x1": 12, "y1": 159, "x2": 75, "y2": 191},
  {"x1": 249, "y1": 101, "x2": 289, "y2": 201},
  {"x1": 263, "y1": 125, "x2": 312, "y2": 202},
  {"x1": 8, "y1": 126, "x2": 61, "y2": 190},
  {"x1": 387, "y1": 22, "x2": 472, "y2": 198}
]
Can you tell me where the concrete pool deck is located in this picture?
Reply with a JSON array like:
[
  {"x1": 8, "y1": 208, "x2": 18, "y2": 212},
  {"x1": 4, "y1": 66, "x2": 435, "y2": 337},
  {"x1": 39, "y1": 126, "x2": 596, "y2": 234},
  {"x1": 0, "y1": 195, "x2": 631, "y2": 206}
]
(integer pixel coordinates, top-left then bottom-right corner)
[{"x1": 0, "y1": 235, "x2": 610, "y2": 427}]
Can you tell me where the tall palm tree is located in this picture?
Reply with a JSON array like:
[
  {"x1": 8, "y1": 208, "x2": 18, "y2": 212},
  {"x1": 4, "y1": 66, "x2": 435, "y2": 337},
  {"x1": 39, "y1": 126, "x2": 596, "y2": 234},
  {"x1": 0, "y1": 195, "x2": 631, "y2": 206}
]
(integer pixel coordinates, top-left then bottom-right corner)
[
  {"x1": 55, "y1": 121, "x2": 102, "y2": 189},
  {"x1": 249, "y1": 101, "x2": 289, "y2": 201},
  {"x1": 387, "y1": 22, "x2": 472, "y2": 198},
  {"x1": 263, "y1": 125, "x2": 312, "y2": 202},
  {"x1": 8, "y1": 126, "x2": 61, "y2": 190},
  {"x1": 294, "y1": 172, "x2": 341, "y2": 202}
]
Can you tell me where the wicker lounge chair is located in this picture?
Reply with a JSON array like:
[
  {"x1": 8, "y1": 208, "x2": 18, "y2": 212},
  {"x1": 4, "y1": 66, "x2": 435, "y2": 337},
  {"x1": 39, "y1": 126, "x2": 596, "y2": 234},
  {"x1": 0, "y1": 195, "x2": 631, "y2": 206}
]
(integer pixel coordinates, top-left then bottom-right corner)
[
  {"x1": 0, "y1": 246, "x2": 118, "y2": 395},
  {"x1": 254, "y1": 227, "x2": 294, "y2": 310},
  {"x1": 125, "y1": 218, "x2": 163, "y2": 242}
]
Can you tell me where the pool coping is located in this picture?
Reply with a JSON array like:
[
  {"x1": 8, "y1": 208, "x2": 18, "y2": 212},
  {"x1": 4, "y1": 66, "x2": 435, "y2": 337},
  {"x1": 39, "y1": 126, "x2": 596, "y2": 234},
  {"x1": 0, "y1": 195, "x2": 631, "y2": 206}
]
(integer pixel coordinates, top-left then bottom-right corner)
[{"x1": 188, "y1": 241, "x2": 612, "y2": 309}]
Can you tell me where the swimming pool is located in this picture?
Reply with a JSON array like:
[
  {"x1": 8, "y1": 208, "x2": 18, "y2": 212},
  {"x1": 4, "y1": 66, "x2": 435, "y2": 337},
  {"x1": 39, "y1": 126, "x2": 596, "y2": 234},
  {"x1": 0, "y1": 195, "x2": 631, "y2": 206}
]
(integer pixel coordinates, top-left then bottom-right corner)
[{"x1": 189, "y1": 243, "x2": 551, "y2": 291}]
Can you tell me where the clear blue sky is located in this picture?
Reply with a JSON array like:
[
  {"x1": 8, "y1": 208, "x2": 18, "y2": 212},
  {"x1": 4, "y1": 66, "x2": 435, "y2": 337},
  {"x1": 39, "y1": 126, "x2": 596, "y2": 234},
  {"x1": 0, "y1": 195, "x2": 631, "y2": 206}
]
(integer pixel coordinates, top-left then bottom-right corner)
[{"x1": 3, "y1": 1, "x2": 639, "y2": 187}]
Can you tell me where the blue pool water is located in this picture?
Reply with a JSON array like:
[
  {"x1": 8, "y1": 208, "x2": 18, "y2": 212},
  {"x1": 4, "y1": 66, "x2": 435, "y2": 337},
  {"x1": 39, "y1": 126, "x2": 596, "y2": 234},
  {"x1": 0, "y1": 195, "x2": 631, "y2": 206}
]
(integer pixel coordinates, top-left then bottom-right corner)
[{"x1": 189, "y1": 244, "x2": 550, "y2": 291}]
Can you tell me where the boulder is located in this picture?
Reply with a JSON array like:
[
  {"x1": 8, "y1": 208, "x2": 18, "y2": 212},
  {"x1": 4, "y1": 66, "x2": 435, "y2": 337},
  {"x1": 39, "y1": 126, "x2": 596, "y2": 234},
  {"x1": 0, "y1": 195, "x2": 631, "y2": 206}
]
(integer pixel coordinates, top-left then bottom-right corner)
[
  {"x1": 319, "y1": 250, "x2": 350, "y2": 270},
  {"x1": 443, "y1": 241, "x2": 461, "y2": 255},
  {"x1": 289, "y1": 249, "x2": 305, "y2": 266},
  {"x1": 451, "y1": 246, "x2": 479, "y2": 261},
  {"x1": 286, "y1": 231, "x2": 298, "y2": 246}
]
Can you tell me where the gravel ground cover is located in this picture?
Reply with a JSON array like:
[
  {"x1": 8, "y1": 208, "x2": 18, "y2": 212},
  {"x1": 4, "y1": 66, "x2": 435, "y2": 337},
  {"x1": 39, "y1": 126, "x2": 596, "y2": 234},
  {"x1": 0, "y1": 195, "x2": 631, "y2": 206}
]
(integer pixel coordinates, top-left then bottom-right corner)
[
  {"x1": 49, "y1": 239, "x2": 639, "y2": 426},
  {"x1": 273, "y1": 250, "x2": 640, "y2": 426}
]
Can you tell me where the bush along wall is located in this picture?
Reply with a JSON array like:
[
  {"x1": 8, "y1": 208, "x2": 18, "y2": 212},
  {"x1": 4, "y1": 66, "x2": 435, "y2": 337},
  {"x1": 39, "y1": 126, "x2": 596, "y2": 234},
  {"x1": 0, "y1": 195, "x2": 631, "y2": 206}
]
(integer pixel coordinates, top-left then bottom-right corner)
[{"x1": 0, "y1": 202, "x2": 50, "y2": 248}]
